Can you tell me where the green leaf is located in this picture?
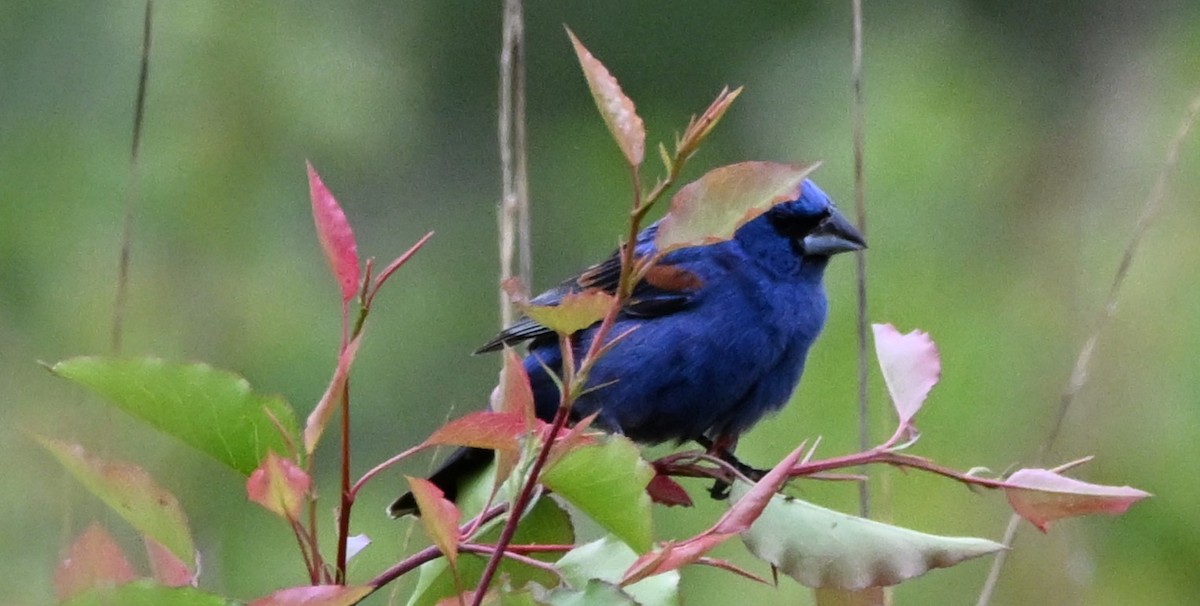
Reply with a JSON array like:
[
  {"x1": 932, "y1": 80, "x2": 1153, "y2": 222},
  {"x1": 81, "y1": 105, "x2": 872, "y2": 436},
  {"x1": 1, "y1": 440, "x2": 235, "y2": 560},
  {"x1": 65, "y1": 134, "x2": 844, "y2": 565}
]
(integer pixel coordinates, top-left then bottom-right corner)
[
  {"x1": 654, "y1": 161, "x2": 821, "y2": 253},
  {"x1": 521, "y1": 290, "x2": 615, "y2": 336},
  {"x1": 407, "y1": 496, "x2": 575, "y2": 606},
  {"x1": 543, "y1": 579, "x2": 639, "y2": 606},
  {"x1": 733, "y1": 484, "x2": 1005, "y2": 590},
  {"x1": 34, "y1": 436, "x2": 196, "y2": 571},
  {"x1": 557, "y1": 536, "x2": 679, "y2": 606},
  {"x1": 542, "y1": 436, "x2": 654, "y2": 552},
  {"x1": 61, "y1": 580, "x2": 239, "y2": 606},
  {"x1": 50, "y1": 357, "x2": 301, "y2": 475}
]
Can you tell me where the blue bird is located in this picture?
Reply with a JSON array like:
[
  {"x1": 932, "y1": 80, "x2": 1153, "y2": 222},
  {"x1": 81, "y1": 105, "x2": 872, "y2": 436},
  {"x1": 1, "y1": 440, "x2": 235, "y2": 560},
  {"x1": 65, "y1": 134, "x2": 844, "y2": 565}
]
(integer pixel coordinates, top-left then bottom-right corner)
[{"x1": 390, "y1": 179, "x2": 864, "y2": 517}]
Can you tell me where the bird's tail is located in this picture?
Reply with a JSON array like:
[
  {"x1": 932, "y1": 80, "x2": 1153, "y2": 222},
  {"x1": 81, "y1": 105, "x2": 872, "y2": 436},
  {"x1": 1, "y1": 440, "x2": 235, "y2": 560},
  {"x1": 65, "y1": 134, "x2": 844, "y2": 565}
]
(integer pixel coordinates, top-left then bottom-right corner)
[{"x1": 388, "y1": 446, "x2": 496, "y2": 518}]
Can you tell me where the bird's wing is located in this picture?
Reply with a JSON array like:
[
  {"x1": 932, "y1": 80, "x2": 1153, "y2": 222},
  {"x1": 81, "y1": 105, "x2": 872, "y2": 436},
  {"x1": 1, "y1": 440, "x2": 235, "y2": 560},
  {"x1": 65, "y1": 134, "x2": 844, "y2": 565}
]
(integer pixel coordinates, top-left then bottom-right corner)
[{"x1": 475, "y1": 243, "x2": 701, "y2": 354}]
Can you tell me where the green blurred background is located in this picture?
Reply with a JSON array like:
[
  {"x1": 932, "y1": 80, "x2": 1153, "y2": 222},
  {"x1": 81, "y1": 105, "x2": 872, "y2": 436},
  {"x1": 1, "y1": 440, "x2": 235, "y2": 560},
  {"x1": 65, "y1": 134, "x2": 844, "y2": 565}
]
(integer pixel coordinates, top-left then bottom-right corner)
[{"x1": 3, "y1": 1, "x2": 1198, "y2": 604}]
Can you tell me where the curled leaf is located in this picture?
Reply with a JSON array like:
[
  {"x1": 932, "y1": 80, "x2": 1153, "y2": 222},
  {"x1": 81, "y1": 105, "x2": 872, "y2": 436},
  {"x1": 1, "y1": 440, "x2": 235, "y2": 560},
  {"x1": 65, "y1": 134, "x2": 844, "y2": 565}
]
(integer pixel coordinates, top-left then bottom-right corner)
[
  {"x1": 246, "y1": 452, "x2": 311, "y2": 522},
  {"x1": 566, "y1": 28, "x2": 645, "y2": 167},
  {"x1": 1003, "y1": 468, "x2": 1151, "y2": 532},
  {"x1": 304, "y1": 334, "x2": 363, "y2": 454},
  {"x1": 655, "y1": 161, "x2": 820, "y2": 252},
  {"x1": 872, "y1": 324, "x2": 941, "y2": 427},
  {"x1": 736, "y1": 489, "x2": 1004, "y2": 590},
  {"x1": 677, "y1": 86, "x2": 743, "y2": 160}
]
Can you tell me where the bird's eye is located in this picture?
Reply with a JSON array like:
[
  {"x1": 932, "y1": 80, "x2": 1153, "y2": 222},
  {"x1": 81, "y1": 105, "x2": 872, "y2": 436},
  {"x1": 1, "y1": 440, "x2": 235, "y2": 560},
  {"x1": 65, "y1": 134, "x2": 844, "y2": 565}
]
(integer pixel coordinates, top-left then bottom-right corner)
[{"x1": 771, "y1": 206, "x2": 830, "y2": 238}]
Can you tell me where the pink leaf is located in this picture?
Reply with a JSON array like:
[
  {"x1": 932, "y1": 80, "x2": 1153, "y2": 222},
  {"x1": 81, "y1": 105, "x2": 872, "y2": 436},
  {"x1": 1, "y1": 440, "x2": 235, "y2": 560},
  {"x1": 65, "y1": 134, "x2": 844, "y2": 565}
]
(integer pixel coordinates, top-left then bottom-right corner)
[
  {"x1": 246, "y1": 452, "x2": 311, "y2": 521},
  {"x1": 646, "y1": 474, "x2": 693, "y2": 508},
  {"x1": 304, "y1": 334, "x2": 363, "y2": 454},
  {"x1": 424, "y1": 411, "x2": 533, "y2": 452},
  {"x1": 871, "y1": 324, "x2": 941, "y2": 427},
  {"x1": 694, "y1": 556, "x2": 770, "y2": 585},
  {"x1": 622, "y1": 443, "x2": 806, "y2": 584},
  {"x1": 54, "y1": 523, "x2": 138, "y2": 601},
  {"x1": 370, "y1": 231, "x2": 434, "y2": 304},
  {"x1": 405, "y1": 477, "x2": 462, "y2": 565},
  {"x1": 1003, "y1": 468, "x2": 1151, "y2": 532},
  {"x1": 655, "y1": 161, "x2": 821, "y2": 252},
  {"x1": 249, "y1": 585, "x2": 374, "y2": 606},
  {"x1": 145, "y1": 537, "x2": 197, "y2": 587},
  {"x1": 566, "y1": 28, "x2": 645, "y2": 167},
  {"x1": 307, "y1": 161, "x2": 361, "y2": 304}
]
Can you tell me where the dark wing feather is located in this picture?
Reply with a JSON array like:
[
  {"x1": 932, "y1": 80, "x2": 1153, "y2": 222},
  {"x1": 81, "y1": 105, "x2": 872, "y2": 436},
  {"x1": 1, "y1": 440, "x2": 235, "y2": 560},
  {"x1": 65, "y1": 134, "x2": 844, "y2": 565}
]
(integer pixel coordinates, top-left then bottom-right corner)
[{"x1": 474, "y1": 249, "x2": 698, "y2": 354}]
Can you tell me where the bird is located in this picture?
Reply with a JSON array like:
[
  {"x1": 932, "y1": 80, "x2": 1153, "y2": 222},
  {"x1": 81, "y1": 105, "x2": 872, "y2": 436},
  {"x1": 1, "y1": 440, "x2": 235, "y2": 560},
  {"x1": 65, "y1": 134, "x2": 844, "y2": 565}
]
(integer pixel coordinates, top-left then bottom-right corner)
[{"x1": 390, "y1": 178, "x2": 864, "y2": 517}]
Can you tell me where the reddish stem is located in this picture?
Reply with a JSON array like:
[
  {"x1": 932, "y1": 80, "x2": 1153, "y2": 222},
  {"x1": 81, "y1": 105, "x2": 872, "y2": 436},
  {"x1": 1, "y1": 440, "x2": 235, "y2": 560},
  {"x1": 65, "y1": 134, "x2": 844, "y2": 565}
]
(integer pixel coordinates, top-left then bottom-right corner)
[{"x1": 335, "y1": 378, "x2": 351, "y2": 583}]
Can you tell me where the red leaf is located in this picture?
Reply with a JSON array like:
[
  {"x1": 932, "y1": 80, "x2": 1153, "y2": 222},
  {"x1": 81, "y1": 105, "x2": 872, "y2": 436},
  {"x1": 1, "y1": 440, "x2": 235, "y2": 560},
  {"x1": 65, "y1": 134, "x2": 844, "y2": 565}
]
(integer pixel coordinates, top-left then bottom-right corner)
[
  {"x1": 246, "y1": 452, "x2": 311, "y2": 521},
  {"x1": 370, "y1": 231, "x2": 434, "y2": 303},
  {"x1": 566, "y1": 28, "x2": 645, "y2": 167},
  {"x1": 405, "y1": 477, "x2": 462, "y2": 566},
  {"x1": 54, "y1": 523, "x2": 137, "y2": 601},
  {"x1": 1003, "y1": 468, "x2": 1151, "y2": 532},
  {"x1": 424, "y1": 411, "x2": 533, "y2": 452},
  {"x1": 305, "y1": 334, "x2": 363, "y2": 454},
  {"x1": 677, "y1": 86, "x2": 743, "y2": 159},
  {"x1": 646, "y1": 474, "x2": 693, "y2": 507},
  {"x1": 307, "y1": 161, "x2": 361, "y2": 304},
  {"x1": 490, "y1": 349, "x2": 535, "y2": 426},
  {"x1": 872, "y1": 324, "x2": 941, "y2": 427},
  {"x1": 249, "y1": 584, "x2": 374, "y2": 606},
  {"x1": 655, "y1": 161, "x2": 820, "y2": 253},
  {"x1": 145, "y1": 537, "x2": 196, "y2": 587}
]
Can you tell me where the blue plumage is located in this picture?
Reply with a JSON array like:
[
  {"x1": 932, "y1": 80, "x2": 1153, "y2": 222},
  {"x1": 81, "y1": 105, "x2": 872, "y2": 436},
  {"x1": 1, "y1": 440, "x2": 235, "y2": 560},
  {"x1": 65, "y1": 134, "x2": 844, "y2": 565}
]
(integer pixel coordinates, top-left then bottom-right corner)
[{"x1": 390, "y1": 179, "x2": 863, "y2": 516}]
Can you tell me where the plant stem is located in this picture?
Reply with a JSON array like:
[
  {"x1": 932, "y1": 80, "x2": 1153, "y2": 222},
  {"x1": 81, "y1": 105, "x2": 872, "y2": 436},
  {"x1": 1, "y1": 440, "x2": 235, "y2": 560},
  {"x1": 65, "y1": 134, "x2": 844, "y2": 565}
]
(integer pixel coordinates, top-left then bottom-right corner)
[
  {"x1": 975, "y1": 87, "x2": 1200, "y2": 606},
  {"x1": 335, "y1": 378, "x2": 351, "y2": 583},
  {"x1": 470, "y1": 407, "x2": 571, "y2": 605},
  {"x1": 849, "y1": 0, "x2": 871, "y2": 522}
]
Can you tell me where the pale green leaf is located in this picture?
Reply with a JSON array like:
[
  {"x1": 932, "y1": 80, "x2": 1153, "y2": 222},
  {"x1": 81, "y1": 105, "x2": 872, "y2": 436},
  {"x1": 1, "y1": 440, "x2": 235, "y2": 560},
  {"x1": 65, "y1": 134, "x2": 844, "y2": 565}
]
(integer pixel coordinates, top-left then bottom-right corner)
[{"x1": 734, "y1": 484, "x2": 1004, "y2": 590}]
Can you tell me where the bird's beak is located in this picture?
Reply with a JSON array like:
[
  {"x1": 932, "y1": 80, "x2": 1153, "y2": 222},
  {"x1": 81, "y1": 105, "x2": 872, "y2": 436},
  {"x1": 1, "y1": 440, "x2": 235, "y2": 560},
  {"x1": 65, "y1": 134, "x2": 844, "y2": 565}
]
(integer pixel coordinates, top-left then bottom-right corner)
[{"x1": 802, "y1": 207, "x2": 866, "y2": 256}]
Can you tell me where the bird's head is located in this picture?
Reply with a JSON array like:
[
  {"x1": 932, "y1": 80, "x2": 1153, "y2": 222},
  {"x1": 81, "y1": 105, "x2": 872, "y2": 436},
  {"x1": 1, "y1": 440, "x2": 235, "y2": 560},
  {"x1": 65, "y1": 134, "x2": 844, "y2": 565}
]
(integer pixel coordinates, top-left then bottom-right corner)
[{"x1": 766, "y1": 179, "x2": 866, "y2": 257}]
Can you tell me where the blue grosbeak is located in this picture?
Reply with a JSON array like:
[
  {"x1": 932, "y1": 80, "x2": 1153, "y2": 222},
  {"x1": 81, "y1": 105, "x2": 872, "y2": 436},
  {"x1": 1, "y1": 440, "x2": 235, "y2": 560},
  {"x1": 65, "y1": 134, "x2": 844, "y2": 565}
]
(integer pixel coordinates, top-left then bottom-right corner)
[{"x1": 391, "y1": 179, "x2": 864, "y2": 516}]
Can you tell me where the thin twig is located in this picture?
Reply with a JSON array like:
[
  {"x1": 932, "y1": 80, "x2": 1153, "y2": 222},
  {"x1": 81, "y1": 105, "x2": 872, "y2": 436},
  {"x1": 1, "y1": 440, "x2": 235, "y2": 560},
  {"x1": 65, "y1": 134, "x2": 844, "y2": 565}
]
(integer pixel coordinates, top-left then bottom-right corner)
[
  {"x1": 111, "y1": 0, "x2": 153, "y2": 355},
  {"x1": 976, "y1": 89, "x2": 1200, "y2": 606},
  {"x1": 498, "y1": 0, "x2": 530, "y2": 327},
  {"x1": 849, "y1": 0, "x2": 871, "y2": 519}
]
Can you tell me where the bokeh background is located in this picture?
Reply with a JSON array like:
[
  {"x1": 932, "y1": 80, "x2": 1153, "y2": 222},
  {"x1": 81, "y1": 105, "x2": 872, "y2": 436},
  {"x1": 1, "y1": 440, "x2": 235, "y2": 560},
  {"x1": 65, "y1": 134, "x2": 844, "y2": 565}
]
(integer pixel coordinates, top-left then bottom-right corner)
[{"x1": 3, "y1": 1, "x2": 1198, "y2": 604}]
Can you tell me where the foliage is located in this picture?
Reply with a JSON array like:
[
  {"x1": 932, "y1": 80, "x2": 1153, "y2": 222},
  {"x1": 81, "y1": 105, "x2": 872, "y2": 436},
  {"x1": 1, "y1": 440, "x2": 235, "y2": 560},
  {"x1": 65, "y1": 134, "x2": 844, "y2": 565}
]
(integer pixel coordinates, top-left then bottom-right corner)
[{"x1": 33, "y1": 28, "x2": 1149, "y2": 606}]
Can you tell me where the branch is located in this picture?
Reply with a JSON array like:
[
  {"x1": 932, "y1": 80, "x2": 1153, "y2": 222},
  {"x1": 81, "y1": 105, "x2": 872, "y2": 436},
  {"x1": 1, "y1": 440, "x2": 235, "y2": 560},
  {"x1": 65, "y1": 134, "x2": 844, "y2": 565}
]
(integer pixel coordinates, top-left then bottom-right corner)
[{"x1": 976, "y1": 87, "x2": 1200, "y2": 606}]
